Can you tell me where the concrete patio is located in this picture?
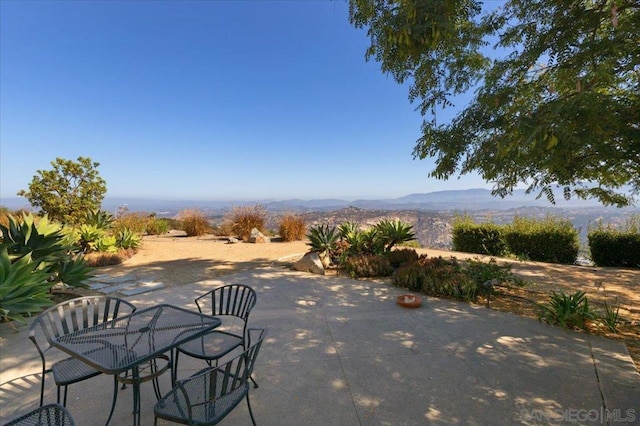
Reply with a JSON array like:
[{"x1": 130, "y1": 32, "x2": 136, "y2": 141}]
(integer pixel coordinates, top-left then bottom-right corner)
[{"x1": 1, "y1": 268, "x2": 638, "y2": 425}]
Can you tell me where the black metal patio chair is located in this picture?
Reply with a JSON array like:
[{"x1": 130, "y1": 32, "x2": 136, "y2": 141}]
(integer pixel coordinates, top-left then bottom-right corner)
[
  {"x1": 29, "y1": 296, "x2": 136, "y2": 423},
  {"x1": 172, "y1": 284, "x2": 257, "y2": 385},
  {"x1": 154, "y1": 328, "x2": 267, "y2": 426},
  {"x1": 3, "y1": 403, "x2": 75, "y2": 426}
]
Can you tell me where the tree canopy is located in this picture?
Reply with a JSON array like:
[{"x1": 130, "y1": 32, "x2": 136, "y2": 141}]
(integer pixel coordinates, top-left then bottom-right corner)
[
  {"x1": 349, "y1": 0, "x2": 640, "y2": 206},
  {"x1": 18, "y1": 157, "x2": 107, "y2": 224}
]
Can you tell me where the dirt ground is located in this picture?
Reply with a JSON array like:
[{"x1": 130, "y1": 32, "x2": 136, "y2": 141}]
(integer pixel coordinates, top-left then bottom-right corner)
[{"x1": 92, "y1": 234, "x2": 640, "y2": 370}]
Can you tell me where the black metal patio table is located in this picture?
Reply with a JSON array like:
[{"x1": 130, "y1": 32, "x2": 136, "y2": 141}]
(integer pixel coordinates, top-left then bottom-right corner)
[{"x1": 51, "y1": 304, "x2": 221, "y2": 426}]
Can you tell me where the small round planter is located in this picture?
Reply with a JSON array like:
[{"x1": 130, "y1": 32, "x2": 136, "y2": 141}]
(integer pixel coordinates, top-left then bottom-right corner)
[{"x1": 396, "y1": 294, "x2": 422, "y2": 309}]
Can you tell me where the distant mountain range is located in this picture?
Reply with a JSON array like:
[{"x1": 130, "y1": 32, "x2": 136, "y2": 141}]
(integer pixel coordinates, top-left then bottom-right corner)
[
  {"x1": 3, "y1": 188, "x2": 637, "y2": 249},
  {"x1": 2, "y1": 188, "x2": 634, "y2": 215}
]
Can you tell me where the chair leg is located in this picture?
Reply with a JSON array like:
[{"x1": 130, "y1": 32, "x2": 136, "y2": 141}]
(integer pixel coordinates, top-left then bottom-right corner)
[
  {"x1": 172, "y1": 350, "x2": 180, "y2": 385},
  {"x1": 246, "y1": 393, "x2": 257, "y2": 426},
  {"x1": 39, "y1": 372, "x2": 46, "y2": 407},
  {"x1": 62, "y1": 386, "x2": 69, "y2": 406},
  {"x1": 105, "y1": 376, "x2": 120, "y2": 425},
  {"x1": 151, "y1": 359, "x2": 162, "y2": 400},
  {"x1": 250, "y1": 375, "x2": 259, "y2": 389}
]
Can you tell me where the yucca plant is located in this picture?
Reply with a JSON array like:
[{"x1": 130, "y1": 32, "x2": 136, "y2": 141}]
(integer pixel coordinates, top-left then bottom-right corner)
[
  {"x1": 307, "y1": 224, "x2": 339, "y2": 265},
  {"x1": 538, "y1": 291, "x2": 598, "y2": 331},
  {"x1": 374, "y1": 219, "x2": 416, "y2": 252},
  {"x1": 600, "y1": 300, "x2": 621, "y2": 333},
  {"x1": 0, "y1": 247, "x2": 53, "y2": 326}
]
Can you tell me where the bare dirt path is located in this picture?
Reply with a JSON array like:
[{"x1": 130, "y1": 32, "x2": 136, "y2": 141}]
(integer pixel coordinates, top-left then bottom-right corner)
[{"x1": 94, "y1": 235, "x2": 310, "y2": 287}]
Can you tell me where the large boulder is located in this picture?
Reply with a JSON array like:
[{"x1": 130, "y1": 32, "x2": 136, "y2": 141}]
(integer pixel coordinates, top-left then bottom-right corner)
[
  {"x1": 248, "y1": 228, "x2": 270, "y2": 243},
  {"x1": 292, "y1": 252, "x2": 325, "y2": 275}
]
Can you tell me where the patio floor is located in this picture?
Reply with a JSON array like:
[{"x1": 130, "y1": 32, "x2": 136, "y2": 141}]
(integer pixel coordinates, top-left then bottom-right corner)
[{"x1": 1, "y1": 268, "x2": 638, "y2": 425}]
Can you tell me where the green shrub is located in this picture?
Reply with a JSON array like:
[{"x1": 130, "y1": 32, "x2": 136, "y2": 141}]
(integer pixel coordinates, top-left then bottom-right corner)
[
  {"x1": 391, "y1": 263, "x2": 427, "y2": 292},
  {"x1": 463, "y1": 258, "x2": 525, "y2": 288},
  {"x1": 146, "y1": 217, "x2": 171, "y2": 235},
  {"x1": 421, "y1": 261, "x2": 477, "y2": 301},
  {"x1": 504, "y1": 215, "x2": 579, "y2": 264},
  {"x1": 385, "y1": 248, "x2": 419, "y2": 268},
  {"x1": 452, "y1": 216, "x2": 507, "y2": 256},
  {"x1": 112, "y1": 212, "x2": 149, "y2": 235},
  {"x1": 391, "y1": 256, "x2": 478, "y2": 302},
  {"x1": 588, "y1": 217, "x2": 640, "y2": 267},
  {"x1": 342, "y1": 254, "x2": 393, "y2": 278},
  {"x1": 226, "y1": 205, "x2": 266, "y2": 240},
  {"x1": 178, "y1": 209, "x2": 211, "y2": 237},
  {"x1": 278, "y1": 214, "x2": 306, "y2": 242}
]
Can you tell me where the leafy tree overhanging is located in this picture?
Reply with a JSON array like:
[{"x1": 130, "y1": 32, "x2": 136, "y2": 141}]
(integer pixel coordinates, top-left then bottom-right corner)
[{"x1": 349, "y1": 0, "x2": 639, "y2": 206}]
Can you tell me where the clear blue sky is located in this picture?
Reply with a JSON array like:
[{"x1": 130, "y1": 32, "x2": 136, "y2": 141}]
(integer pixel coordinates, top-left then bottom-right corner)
[{"x1": 1, "y1": 0, "x2": 493, "y2": 202}]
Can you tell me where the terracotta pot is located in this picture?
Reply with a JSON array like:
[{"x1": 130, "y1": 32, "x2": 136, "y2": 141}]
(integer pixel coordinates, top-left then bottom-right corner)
[{"x1": 396, "y1": 294, "x2": 422, "y2": 308}]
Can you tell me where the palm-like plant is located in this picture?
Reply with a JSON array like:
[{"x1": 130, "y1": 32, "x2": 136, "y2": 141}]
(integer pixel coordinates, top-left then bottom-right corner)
[{"x1": 374, "y1": 219, "x2": 416, "y2": 252}]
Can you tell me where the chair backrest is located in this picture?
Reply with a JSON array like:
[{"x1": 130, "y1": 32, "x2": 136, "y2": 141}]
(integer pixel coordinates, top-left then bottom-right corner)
[
  {"x1": 5, "y1": 403, "x2": 75, "y2": 426},
  {"x1": 29, "y1": 296, "x2": 136, "y2": 360},
  {"x1": 195, "y1": 284, "x2": 257, "y2": 322},
  {"x1": 172, "y1": 328, "x2": 267, "y2": 423}
]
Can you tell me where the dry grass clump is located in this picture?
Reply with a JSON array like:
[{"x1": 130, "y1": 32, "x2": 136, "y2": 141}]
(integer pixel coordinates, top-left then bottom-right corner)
[
  {"x1": 278, "y1": 213, "x2": 306, "y2": 242},
  {"x1": 177, "y1": 209, "x2": 211, "y2": 237},
  {"x1": 0, "y1": 207, "x2": 31, "y2": 228},
  {"x1": 226, "y1": 205, "x2": 267, "y2": 241},
  {"x1": 113, "y1": 212, "x2": 149, "y2": 234},
  {"x1": 84, "y1": 248, "x2": 136, "y2": 266}
]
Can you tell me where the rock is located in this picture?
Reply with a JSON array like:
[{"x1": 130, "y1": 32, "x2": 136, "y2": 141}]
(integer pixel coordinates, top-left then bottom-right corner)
[
  {"x1": 227, "y1": 237, "x2": 239, "y2": 244},
  {"x1": 292, "y1": 252, "x2": 325, "y2": 275},
  {"x1": 248, "y1": 228, "x2": 270, "y2": 243}
]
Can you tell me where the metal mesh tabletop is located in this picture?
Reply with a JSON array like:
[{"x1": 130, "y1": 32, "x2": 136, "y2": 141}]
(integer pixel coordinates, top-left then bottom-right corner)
[{"x1": 52, "y1": 304, "x2": 220, "y2": 374}]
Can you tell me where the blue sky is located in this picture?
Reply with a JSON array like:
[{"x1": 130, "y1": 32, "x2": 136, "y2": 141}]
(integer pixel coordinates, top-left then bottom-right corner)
[{"x1": 1, "y1": 0, "x2": 493, "y2": 203}]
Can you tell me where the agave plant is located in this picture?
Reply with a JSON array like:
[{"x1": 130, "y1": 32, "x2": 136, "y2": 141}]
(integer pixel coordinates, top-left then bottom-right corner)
[
  {"x1": 55, "y1": 256, "x2": 92, "y2": 288},
  {"x1": 374, "y1": 219, "x2": 416, "y2": 252},
  {"x1": 0, "y1": 213, "x2": 68, "y2": 265},
  {"x1": 94, "y1": 235, "x2": 118, "y2": 253},
  {"x1": 83, "y1": 209, "x2": 114, "y2": 230},
  {"x1": 538, "y1": 290, "x2": 598, "y2": 331},
  {"x1": 116, "y1": 227, "x2": 142, "y2": 249},
  {"x1": 0, "y1": 247, "x2": 53, "y2": 326},
  {"x1": 338, "y1": 221, "x2": 360, "y2": 240},
  {"x1": 307, "y1": 224, "x2": 338, "y2": 265},
  {"x1": 75, "y1": 223, "x2": 108, "y2": 253}
]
